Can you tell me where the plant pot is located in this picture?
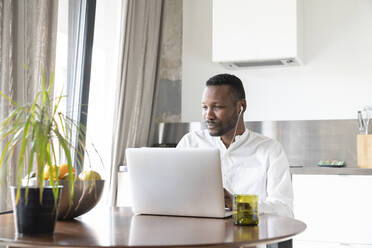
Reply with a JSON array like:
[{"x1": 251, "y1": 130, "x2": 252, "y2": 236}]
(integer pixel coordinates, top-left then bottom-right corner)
[{"x1": 10, "y1": 185, "x2": 63, "y2": 235}]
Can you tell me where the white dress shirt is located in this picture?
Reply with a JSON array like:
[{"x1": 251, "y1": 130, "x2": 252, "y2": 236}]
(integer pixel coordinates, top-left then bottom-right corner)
[{"x1": 177, "y1": 128, "x2": 294, "y2": 217}]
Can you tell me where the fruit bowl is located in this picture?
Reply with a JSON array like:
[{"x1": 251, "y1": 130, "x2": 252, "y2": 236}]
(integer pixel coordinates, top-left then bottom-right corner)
[{"x1": 57, "y1": 180, "x2": 105, "y2": 220}]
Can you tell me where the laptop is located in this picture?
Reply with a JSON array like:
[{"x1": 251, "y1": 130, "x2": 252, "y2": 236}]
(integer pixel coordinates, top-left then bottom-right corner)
[{"x1": 126, "y1": 148, "x2": 232, "y2": 218}]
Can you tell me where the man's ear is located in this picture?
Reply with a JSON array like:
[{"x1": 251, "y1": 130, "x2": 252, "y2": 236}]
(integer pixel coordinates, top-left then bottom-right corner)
[{"x1": 239, "y1": 99, "x2": 247, "y2": 114}]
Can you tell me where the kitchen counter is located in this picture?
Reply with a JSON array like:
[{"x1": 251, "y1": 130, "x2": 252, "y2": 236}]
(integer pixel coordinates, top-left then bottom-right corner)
[
  {"x1": 290, "y1": 166, "x2": 372, "y2": 175},
  {"x1": 119, "y1": 165, "x2": 372, "y2": 175}
]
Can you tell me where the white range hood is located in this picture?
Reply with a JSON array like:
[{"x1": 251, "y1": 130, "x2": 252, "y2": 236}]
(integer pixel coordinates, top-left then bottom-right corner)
[{"x1": 212, "y1": 0, "x2": 303, "y2": 69}]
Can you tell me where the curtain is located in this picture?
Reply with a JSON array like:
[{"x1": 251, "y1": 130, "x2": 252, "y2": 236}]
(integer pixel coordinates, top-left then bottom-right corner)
[
  {"x1": 0, "y1": 0, "x2": 58, "y2": 212},
  {"x1": 108, "y1": 0, "x2": 164, "y2": 206}
]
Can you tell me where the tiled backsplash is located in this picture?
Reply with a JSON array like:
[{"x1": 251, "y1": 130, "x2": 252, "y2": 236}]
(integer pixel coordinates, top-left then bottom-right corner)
[{"x1": 150, "y1": 120, "x2": 364, "y2": 168}]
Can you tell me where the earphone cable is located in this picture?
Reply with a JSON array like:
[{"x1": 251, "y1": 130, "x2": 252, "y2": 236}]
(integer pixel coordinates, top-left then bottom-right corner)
[{"x1": 229, "y1": 109, "x2": 243, "y2": 148}]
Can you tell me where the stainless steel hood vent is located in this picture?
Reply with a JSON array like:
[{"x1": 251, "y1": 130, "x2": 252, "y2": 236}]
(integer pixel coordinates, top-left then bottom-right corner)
[{"x1": 222, "y1": 58, "x2": 300, "y2": 70}]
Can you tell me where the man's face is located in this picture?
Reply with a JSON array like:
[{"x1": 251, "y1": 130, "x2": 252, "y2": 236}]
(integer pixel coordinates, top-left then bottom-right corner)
[{"x1": 201, "y1": 85, "x2": 239, "y2": 137}]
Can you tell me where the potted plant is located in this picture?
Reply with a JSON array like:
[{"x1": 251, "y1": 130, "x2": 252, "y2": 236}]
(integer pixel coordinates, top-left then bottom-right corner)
[{"x1": 0, "y1": 74, "x2": 79, "y2": 234}]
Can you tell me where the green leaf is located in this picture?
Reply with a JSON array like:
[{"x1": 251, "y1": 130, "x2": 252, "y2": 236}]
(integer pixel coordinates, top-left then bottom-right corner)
[
  {"x1": 15, "y1": 113, "x2": 33, "y2": 195},
  {"x1": 0, "y1": 137, "x2": 15, "y2": 182},
  {"x1": 0, "y1": 107, "x2": 24, "y2": 132},
  {"x1": 54, "y1": 129, "x2": 74, "y2": 204},
  {"x1": 41, "y1": 72, "x2": 47, "y2": 106},
  {"x1": 53, "y1": 94, "x2": 63, "y2": 119},
  {"x1": 25, "y1": 142, "x2": 36, "y2": 203},
  {"x1": 47, "y1": 73, "x2": 54, "y2": 96},
  {"x1": 0, "y1": 91, "x2": 18, "y2": 106}
]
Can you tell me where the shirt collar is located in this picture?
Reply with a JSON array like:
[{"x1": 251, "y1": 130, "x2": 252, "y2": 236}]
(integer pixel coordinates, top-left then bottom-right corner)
[
  {"x1": 234, "y1": 128, "x2": 249, "y2": 142},
  {"x1": 210, "y1": 127, "x2": 250, "y2": 150}
]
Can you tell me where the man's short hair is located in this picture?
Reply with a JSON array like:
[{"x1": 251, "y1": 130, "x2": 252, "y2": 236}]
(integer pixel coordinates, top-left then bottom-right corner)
[{"x1": 206, "y1": 74, "x2": 245, "y2": 101}]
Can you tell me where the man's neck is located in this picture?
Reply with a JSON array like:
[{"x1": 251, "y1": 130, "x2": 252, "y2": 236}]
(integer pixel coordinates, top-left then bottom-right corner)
[{"x1": 221, "y1": 121, "x2": 245, "y2": 148}]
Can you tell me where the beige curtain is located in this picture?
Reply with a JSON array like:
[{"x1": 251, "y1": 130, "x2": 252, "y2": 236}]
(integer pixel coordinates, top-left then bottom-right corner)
[
  {"x1": 108, "y1": 0, "x2": 163, "y2": 206},
  {"x1": 0, "y1": 0, "x2": 58, "y2": 212}
]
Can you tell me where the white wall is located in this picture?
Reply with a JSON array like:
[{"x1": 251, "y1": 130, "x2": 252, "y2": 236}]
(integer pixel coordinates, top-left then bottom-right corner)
[{"x1": 182, "y1": 0, "x2": 372, "y2": 122}]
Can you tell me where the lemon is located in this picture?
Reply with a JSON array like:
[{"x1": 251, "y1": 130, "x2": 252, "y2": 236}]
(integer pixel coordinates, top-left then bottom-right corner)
[{"x1": 78, "y1": 170, "x2": 101, "y2": 181}]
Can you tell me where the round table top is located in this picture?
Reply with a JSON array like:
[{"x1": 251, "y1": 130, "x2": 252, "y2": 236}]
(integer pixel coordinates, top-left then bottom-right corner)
[{"x1": 0, "y1": 207, "x2": 306, "y2": 247}]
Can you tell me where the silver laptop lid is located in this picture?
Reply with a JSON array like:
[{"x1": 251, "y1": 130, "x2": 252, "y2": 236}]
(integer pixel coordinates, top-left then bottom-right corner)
[{"x1": 126, "y1": 148, "x2": 226, "y2": 218}]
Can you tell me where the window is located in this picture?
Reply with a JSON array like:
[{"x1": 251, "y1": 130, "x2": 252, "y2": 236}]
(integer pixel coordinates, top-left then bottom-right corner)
[{"x1": 55, "y1": 0, "x2": 121, "y2": 178}]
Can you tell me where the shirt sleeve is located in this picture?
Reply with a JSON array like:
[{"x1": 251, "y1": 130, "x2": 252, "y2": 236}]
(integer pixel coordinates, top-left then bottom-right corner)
[{"x1": 259, "y1": 142, "x2": 294, "y2": 217}]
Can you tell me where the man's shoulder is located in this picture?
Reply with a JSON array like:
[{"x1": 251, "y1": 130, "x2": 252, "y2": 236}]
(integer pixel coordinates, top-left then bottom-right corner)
[
  {"x1": 247, "y1": 130, "x2": 282, "y2": 149},
  {"x1": 245, "y1": 130, "x2": 287, "y2": 161},
  {"x1": 249, "y1": 130, "x2": 274, "y2": 142}
]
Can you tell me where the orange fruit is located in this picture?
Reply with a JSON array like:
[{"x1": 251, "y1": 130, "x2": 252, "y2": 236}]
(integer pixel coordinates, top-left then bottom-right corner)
[
  {"x1": 58, "y1": 164, "x2": 75, "y2": 179},
  {"x1": 43, "y1": 164, "x2": 59, "y2": 180}
]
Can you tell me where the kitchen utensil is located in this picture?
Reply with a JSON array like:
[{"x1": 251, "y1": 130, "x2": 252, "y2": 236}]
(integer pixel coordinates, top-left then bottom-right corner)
[
  {"x1": 358, "y1": 111, "x2": 365, "y2": 134},
  {"x1": 362, "y1": 106, "x2": 372, "y2": 134}
]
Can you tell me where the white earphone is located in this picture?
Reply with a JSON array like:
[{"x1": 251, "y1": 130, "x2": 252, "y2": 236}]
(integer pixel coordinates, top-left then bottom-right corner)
[{"x1": 229, "y1": 106, "x2": 244, "y2": 148}]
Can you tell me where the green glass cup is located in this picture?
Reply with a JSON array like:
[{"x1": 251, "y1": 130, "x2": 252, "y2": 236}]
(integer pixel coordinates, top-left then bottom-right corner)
[{"x1": 233, "y1": 194, "x2": 258, "y2": 225}]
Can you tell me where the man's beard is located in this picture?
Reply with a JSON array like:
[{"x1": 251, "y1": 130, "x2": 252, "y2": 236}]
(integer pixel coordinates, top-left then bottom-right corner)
[{"x1": 205, "y1": 114, "x2": 239, "y2": 137}]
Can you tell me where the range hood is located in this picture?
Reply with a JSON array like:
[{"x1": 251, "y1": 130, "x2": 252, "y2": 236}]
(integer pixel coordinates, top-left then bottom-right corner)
[{"x1": 212, "y1": 0, "x2": 303, "y2": 69}]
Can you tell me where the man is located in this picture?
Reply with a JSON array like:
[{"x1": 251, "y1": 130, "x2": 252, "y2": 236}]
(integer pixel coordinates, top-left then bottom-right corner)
[{"x1": 177, "y1": 74, "x2": 293, "y2": 217}]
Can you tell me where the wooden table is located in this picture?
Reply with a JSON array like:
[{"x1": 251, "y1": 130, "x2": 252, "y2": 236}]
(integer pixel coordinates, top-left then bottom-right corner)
[{"x1": 0, "y1": 207, "x2": 306, "y2": 247}]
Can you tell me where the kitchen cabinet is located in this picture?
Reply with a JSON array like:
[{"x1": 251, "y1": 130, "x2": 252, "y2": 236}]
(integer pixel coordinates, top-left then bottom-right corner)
[
  {"x1": 292, "y1": 174, "x2": 372, "y2": 247},
  {"x1": 293, "y1": 240, "x2": 372, "y2": 248},
  {"x1": 117, "y1": 169, "x2": 132, "y2": 207},
  {"x1": 212, "y1": 0, "x2": 303, "y2": 68}
]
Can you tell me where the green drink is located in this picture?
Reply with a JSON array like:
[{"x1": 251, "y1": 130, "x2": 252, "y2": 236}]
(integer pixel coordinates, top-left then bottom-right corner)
[{"x1": 233, "y1": 194, "x2": 258, "y2": 225}]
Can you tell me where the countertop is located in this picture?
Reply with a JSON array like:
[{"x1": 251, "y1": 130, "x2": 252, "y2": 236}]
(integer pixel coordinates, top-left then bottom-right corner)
[
  {"x1": 119, "y1": 166, "x2": 372, "y2": 175},
  {"x1": 290, "y1": 166, "x2": 372, "y2": 175}
]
